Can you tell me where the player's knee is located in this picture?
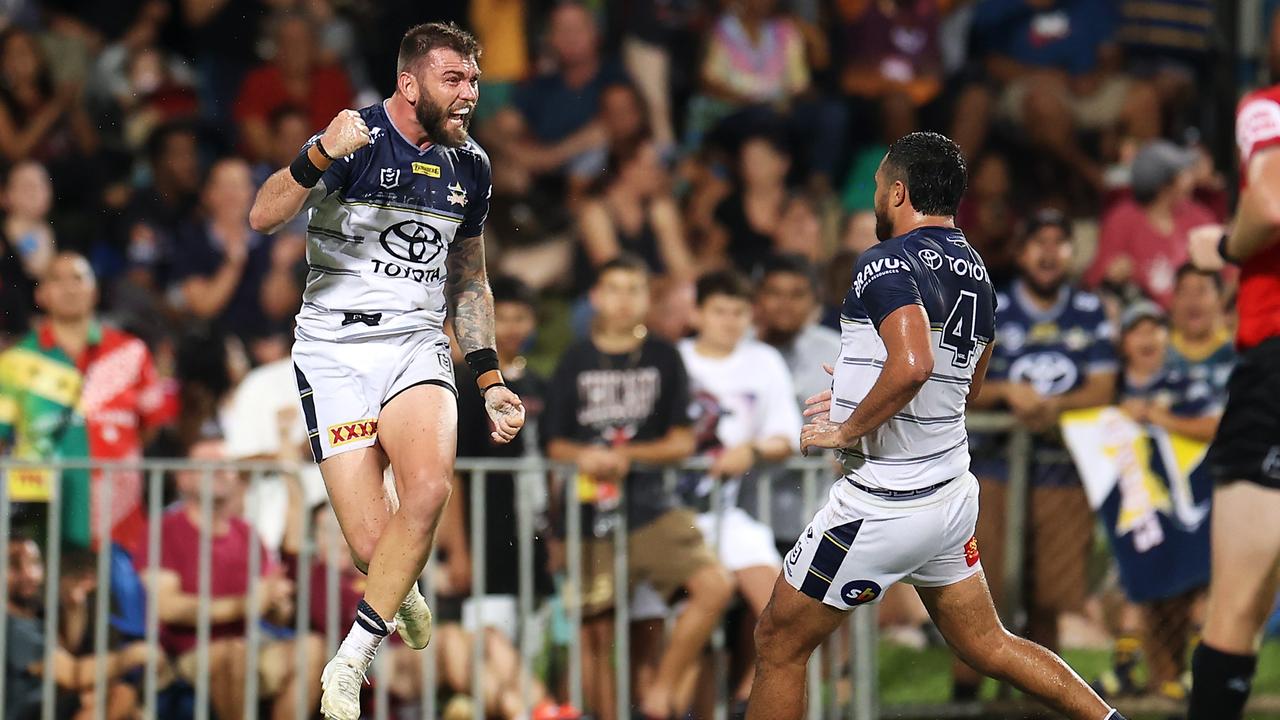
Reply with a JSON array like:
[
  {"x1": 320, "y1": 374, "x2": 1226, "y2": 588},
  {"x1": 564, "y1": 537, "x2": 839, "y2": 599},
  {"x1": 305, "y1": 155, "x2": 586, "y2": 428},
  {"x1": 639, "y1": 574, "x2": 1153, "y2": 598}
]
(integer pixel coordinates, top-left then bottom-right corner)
[{"x1": 399, "y1": 472, "x2": 453, "y2": 518}]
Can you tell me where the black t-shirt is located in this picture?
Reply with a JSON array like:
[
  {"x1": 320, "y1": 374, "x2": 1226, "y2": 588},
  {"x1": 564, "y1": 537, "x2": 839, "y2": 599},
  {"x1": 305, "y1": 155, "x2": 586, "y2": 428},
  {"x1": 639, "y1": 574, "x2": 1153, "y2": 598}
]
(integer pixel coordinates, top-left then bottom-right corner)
[
  {"x1": 713, "y1": 195, "x2": 775, "y2": 277},
  {"x1": 454, "y1": 366, "x2": 552, "y2": 598},
  {"x1": 541, "y1": 336, "x2": 691, "y2": 531},
  {"x1": 0, "y1": 238, "x2": 36, "y2": 339}
]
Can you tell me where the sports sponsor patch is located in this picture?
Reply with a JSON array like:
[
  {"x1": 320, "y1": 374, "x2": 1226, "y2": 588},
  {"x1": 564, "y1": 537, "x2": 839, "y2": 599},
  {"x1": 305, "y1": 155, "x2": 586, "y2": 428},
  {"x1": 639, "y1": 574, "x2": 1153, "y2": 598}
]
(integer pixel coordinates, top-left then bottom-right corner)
[
  {"x1": 840, "y1": 580, "x2": 882, "y2": 606},
  {"x1": 328, "y1": 418, "x2": 378, "y2": 447},
  {"x1": 1237, "y1": 99, "x2": 1280, "y2": 161},
  {"x1": 964, "y1": 534, "x2": 980, "y2": 567},
  {"x1": 412, "y1": 162, "x2": 441, "y2": 177}
]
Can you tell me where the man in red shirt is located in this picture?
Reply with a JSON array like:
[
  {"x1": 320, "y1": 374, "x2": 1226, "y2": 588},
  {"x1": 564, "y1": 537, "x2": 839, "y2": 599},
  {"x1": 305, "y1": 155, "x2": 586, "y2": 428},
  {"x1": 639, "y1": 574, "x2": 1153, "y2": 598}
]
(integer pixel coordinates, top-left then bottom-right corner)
[
  {"x1": 1087, "y1": 139, "x2": 1217, "y2": 308},
  {"x1": 137, "y1": 437, "x2": 324, "y2": 720},
  {"x1": 233, "y1": 13, "x2": 354, "y2": 162},
  {"x1": 1184, "y1": 87, "x2": 1280, "y2": 719}
]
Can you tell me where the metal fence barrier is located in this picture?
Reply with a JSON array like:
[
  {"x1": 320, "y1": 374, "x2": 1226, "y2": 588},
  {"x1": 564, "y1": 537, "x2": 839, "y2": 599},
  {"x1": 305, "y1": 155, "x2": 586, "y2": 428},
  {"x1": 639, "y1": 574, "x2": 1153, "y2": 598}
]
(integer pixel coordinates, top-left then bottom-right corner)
[{"x1": 0, "y1": 413, "x2": 1149, "y2": 720}]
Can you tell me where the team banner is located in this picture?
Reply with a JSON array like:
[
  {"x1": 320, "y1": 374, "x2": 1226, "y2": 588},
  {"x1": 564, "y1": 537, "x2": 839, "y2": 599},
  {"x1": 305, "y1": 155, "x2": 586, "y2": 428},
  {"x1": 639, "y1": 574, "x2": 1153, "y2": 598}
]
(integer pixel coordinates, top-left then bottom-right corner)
[{"x1": 1060, "y1": 408, "x2": 1212, "y2": 603}]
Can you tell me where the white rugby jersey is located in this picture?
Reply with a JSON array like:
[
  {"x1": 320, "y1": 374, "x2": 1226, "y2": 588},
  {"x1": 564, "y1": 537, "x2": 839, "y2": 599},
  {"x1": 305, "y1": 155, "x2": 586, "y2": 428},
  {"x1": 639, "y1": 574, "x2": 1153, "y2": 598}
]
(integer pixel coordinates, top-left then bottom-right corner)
[
  {"x1": 294, "y1": 101, "x2": 492, "y2": 342},
  {"x1": 832, "y1": 226, "x2": 996, "y2": 492}
]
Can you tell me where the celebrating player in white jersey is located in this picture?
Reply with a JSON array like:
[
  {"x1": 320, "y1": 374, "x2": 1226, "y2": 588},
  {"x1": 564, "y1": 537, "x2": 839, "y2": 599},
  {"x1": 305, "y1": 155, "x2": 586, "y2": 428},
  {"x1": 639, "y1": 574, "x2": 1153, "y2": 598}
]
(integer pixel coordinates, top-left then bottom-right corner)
[
  {"x1": 248, "y1": 23, "x2": 524, "y2": 720},
  {"x1": 744, "y1": 132, "x2": 1122, "y2": 720}
]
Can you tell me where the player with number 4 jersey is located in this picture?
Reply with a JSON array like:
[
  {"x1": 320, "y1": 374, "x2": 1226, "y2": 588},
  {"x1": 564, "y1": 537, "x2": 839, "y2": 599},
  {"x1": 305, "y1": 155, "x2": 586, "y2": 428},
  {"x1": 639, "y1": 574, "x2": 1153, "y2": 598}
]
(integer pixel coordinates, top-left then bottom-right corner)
[{"x1": 745, "y1": 132, "x2": 1124, "y2": 720}]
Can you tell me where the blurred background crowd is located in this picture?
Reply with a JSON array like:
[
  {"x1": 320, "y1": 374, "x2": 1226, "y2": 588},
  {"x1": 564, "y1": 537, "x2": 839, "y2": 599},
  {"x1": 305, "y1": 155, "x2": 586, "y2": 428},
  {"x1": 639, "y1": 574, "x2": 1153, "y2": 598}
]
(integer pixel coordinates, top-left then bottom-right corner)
[{"x1": 0, "y1": 0, "x2": 1267, "y2": 718}]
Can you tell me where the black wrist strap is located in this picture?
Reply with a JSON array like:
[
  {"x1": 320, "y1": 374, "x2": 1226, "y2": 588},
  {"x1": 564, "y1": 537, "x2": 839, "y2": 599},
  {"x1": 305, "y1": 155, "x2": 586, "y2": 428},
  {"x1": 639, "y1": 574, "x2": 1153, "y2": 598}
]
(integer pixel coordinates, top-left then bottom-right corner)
[
  {"x1": 289, "y1": 149, "x2": 324, "y2": 188},
  {"x1": 482, "y1": 381, "x2": 506, "y2": 395},
  {"x1": 314, "y1": 138, "x2": 334, "y2": 161},
  {"x1": 1217, "y1": 232, "x2": 1235, "y2": 265},
  {"x1": 465, "y1": 348, "x2": 500, "y2": 376}
]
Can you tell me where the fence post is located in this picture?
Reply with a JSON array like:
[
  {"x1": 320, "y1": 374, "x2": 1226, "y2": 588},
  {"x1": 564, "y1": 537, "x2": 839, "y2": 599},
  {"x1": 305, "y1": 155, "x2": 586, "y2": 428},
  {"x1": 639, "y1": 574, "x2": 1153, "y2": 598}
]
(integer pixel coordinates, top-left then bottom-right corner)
[
  {"x1": 471, "y1": 469, "x2": 487, "y2": 720},
  {"x1": 0, "y1": 463, "x2": 10, "y2": 715},
  {"x1": 93, "y1": 468, "x2": 114, "y2": 720},
  {"x1": 244, "y1": 471, "x2": 262, "y2": 720},
  {"x1": 710, "y1": 475, "x2": 727, "y2": 720},
  {"x1": 294, "y1": 480, "x2": 313, "y2": 720},
  {"x1": 802, "y1": 465, "x2": 822, "y2": 720},
  {"x1": 40, "y1": 463, "x2": 62, "y2": 720},
  {"x1": 850, "y1": 607, "x2": 878, "y2": 720},
  {"x1": 195, "y1": 467, "x2": 213, "y2": 720},
  {"x1": 566, "y1": 467, "x2": 584, "y2": 711},
  {"x1": 516, "y1": 467, "x2": 535, "y2": 716},
  {"x1": 1001, "y1": 429, "x2": 1031, "y2": 629},
  {"x1": 614, "y1": 478, "x2": 630, "y2": 718},
  {"x1": 143, "y1": 467, "x2": 162, "y2": 719},
  {"x1": 420, "y1": 547, "x2": 438, "y2": 720}
]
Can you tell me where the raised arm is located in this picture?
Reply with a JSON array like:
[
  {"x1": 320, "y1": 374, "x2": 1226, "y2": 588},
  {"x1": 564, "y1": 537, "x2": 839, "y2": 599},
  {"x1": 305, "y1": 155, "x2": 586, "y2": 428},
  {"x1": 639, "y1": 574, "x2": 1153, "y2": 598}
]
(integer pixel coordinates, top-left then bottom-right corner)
[{"x1": 248, "y1": 109, "x2": 369, "y2": 234}]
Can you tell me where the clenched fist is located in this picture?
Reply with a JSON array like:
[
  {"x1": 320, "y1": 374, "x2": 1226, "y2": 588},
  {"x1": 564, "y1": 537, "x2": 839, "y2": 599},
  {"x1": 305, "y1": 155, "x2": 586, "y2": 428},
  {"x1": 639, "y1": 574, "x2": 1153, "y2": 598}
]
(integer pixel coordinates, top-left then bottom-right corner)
[{"x1": 319, "y1": 109, "x2": 371, "y2": 158}]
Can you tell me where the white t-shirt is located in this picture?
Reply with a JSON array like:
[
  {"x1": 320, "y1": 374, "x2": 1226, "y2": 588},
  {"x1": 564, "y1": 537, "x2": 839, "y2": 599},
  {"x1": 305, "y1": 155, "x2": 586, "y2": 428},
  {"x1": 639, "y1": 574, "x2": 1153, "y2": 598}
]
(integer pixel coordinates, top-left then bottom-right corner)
[{"x1": 678, "y1": 338, "x2": 803, "y2": 506}]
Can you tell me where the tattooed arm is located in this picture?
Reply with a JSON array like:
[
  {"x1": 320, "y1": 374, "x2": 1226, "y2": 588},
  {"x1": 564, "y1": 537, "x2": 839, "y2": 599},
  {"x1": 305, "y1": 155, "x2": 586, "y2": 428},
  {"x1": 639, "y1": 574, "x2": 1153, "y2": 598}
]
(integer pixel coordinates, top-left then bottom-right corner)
[
  {"x1": 446, "y1": 234, "x2": 525, "y2": 443},
  {"x1": 445, "y1": 233, "x2": 495, "y2": 354}
]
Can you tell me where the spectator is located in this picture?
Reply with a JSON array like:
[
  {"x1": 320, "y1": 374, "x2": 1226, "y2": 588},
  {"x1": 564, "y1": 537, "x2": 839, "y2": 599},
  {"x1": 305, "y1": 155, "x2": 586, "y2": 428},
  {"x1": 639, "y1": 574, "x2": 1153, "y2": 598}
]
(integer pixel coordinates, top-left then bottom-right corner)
[
  {"x1": 1087, "y1": 140, "x2": 1217, "y2": 308},
  {"x1": 567, "y1": 82, "x2": 658, "y2": 201},
  {"x1": 137, "y1": 437, "x2": 323, "y2": 720},
  {"x1": 955, "y1": 209, "x2": 1117, "y2": 699},
  {"x1": 954, "y1": 150, "x2": 1019, "y2": 286},
  {"x1": 1105, "y1": 301, "x2": 1222, "y2": 699},
  {"x1": 0, "y1": 27, "x2": 98, "y2": 165},
  {"x1": 835, "y1": 0, "x2": 944, "y2": 142},
  {"x1": 0, "y1": 253, "x2": 169, "y2": 552},
  {"x1": 0, "y1": 160, "x2": 55, "y2": 339},
  {"x1": 467, "y1": 0, "x2": 529, "y2": 121},
  {"x1": 674, "y1": 269, "x2": 801, "y2": 712},
  {"x1": 576, "y1": 136, "x2": 694, "y2": 291},
  {"x1": 5, "y1": 533, "x2": 151, "y2": 720},
  {"x1": 487, "y1": 3, "x2": 625, "y2": 181},
  {"x1": 97, "y1": 121, "x2": 202, "y2": 293},
  {"x1": 771, "y1": 195, "x2": 828, "y2": 263},
  {"x1": 170, "y1": 157, "x2": 277, "y2": 347},
  {"x1": 233, "y1": 12, "x2": 353, "y2": 163},
  {"x1": 1166, "y1": 264, "x2": 1235, "y2": 398},
  {"x1": 705, "y1": 132, "x2": 792, "y2": 275},
  {"x1": 754, "y1": 254, "x2": 842, "y2": 406},
  {"x1": 957, "y1": 0, "x2": 1160, "y2": 207},
  {"x1": 542, "y1": 255, "x2": 732, "y2": 720}
]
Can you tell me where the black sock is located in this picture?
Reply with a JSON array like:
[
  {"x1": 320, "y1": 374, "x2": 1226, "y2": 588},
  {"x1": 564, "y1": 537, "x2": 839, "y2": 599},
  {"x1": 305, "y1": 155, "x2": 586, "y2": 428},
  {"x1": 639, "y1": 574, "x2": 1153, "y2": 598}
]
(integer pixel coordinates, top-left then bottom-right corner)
[
  {"x1": 951, "y1": 680, "x2": 980, "y2": 701},
  {"x1": 355, "y1": 598, "x2": 390, "y2": 636},
  {"x1": 1188, "y1": 643, "x2": 1257, "y2": 720}
]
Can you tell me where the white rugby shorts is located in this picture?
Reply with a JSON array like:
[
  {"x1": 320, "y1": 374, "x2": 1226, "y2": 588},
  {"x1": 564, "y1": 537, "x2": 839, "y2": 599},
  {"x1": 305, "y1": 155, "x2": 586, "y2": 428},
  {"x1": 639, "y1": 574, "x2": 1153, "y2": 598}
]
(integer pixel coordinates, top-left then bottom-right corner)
[
  {"x1": 292, "y1": 331, "x2": 456, "y2": 462},
  {"x1": 783, "y1": 472, "x2": 982, "y2": 609}
]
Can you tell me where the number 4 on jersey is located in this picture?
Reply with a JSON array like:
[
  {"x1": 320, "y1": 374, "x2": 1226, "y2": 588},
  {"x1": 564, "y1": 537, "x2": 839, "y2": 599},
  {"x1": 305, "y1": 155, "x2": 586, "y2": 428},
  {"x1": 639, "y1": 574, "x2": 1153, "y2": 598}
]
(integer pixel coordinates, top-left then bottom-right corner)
[{"x1": 940, "y1": 291, "x2": 979, "y2": 368}]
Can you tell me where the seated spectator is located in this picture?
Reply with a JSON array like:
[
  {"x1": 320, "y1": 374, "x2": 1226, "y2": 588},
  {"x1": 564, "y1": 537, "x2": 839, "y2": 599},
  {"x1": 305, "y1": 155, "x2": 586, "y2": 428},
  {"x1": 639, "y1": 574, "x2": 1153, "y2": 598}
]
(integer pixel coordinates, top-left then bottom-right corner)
[
  {"x1": 754, "y1": 254, "x2": 842, "y2": 406},
  {"x1": 170, "y1": 158, "x2": 278, "y2": 348},
  {"x1": 771, "y1": 194, "x2": 828, "y2": 263},
  {"x1": 543, "y1": 256, "x2": 732, "y2": 720},
  {"x1": 1116, "y1": 0, "x2": 1213, "y2": 135},
  {"x1": 233, "y1": 12, "x2": 353, "y2": 162},
  {"x1": 1087, "y1": 139, "x2": 1217, "y2": 308},
  {"x1": 955, "y1": 0, "x2": 1160, "y2": 208},
  {"x1": 0, "y1": 160, "x2": 55, "y2": 339},
  {"x1": 137, "y1": 437, "x2": 323, "y2": 720},
  {"x1": 567, "y1": 82, "x2": 659, "y2": 202},
  {"x1": 467, "y1": 0, "x2": 529, "y2": 121},
  {"x1": 0, "y1": 27, "x2": 98, "y2": 165},
  {"x1": 486, "y1": 3, "x2": 624, "y2": 182},
  {"x1": 95, "y1": 41, "x2": 200, "y2": 153},
  {"x1": 955, "y1": 209, "x2": 1117, "y2": 699},
  {"x1": 671, "y1": 270, "x2": 801, "y2": 713},
  {"x1": 0, "y1": 254, "x2": 169, "y2": 552},
  {"x1": 954, "y1": 150, "x2": 1019, "y2": 286},
  {"x1": 835, "y1": 0, "x2": 944, "y2": 140},
  {"x1": 575, "y1": 136, "x2": 694, "y2": 291},
  {"x1": 6, "y1": 533, "x2": 151, "y2": 720},
  {"x1": 1166, "y1": 264, "x2": 1234, "y2": 395},
  {"x1": 95, "y1": 120, "x2": 202, "y2": 298},
  {"x1": 705, "y1": 132, "x2": 792, "y2": 275}
]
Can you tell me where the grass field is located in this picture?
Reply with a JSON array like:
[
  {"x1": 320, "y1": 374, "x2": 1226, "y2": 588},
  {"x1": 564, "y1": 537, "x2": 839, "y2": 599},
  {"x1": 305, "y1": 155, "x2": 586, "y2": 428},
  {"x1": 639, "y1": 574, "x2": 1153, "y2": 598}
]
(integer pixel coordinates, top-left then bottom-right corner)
[{"x1": 875, "y1": 641, "x2": 1280, "y2": 719}]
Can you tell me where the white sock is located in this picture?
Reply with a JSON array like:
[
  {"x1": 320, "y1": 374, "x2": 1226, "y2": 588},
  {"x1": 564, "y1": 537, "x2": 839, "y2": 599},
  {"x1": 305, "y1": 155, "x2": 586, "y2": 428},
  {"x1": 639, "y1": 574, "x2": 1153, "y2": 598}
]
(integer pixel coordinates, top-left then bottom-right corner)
[
  {"x1": 336, "y1": 599, "x2": 397, "y2": 670},
  {"x1": 1104, "y1": 709, "x2": 1126, "y2": 720}
]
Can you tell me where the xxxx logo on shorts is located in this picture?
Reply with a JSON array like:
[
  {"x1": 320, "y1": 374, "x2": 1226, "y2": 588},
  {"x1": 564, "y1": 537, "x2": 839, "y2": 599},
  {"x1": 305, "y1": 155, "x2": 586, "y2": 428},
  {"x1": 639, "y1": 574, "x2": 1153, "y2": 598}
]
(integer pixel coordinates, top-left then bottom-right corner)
[
  {"x1": 964, "y1": 535, "x2": 980, "y2": 567},
  {"x1": 328, "y1": 418, "x2": 378, "y2": 447}
]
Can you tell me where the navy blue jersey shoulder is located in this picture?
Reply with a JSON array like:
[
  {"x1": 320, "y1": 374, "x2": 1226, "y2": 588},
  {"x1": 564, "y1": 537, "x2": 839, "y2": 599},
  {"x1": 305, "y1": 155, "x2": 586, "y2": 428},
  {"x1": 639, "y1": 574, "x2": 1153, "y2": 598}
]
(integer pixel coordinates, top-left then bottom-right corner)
[
  {"x1": 842, "y1": 226, "x2": 996, "y2": 346},
  {"x1": 306, "y1": 101, "x2": 493, "y2": 237}
]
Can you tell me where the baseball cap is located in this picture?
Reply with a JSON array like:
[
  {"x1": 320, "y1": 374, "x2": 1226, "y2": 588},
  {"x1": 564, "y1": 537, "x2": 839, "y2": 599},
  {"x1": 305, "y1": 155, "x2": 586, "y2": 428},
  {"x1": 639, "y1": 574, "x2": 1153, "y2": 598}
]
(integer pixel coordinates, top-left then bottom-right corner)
[
  {"x1": 1020, "y1": 207, "x2": 1073, "y2": 244},
  {"x1": 1120, "y1": 300, "x2": 1166, "y2": 333},
  {"x1": 1130, "y1": 140, "x2": 1195, "y2": 202}
]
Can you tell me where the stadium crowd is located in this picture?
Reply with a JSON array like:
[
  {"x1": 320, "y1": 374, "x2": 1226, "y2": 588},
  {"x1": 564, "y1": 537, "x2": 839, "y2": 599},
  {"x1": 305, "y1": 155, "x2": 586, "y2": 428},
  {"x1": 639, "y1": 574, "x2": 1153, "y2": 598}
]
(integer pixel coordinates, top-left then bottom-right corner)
[{"x1": 0, "y1": 0, "x2": 1252, "y2": 718}]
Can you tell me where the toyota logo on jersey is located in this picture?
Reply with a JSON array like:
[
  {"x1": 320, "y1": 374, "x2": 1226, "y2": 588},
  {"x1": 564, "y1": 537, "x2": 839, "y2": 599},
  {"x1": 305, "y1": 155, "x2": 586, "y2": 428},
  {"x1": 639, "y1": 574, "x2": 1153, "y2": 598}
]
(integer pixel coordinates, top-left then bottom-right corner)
[{"x1": 379, "y1": 220, "x2": 445, "y2": 266}]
